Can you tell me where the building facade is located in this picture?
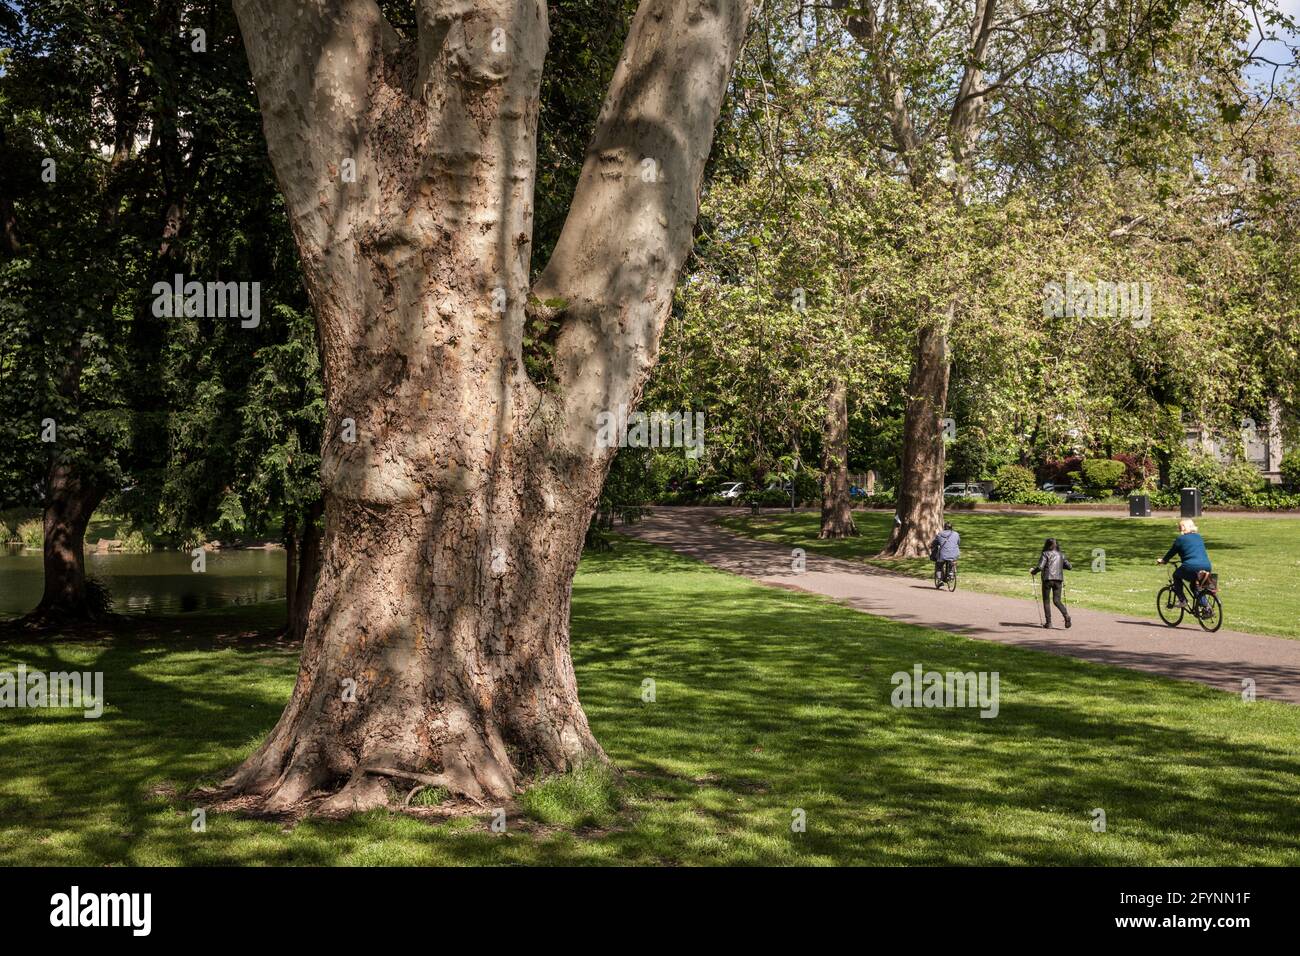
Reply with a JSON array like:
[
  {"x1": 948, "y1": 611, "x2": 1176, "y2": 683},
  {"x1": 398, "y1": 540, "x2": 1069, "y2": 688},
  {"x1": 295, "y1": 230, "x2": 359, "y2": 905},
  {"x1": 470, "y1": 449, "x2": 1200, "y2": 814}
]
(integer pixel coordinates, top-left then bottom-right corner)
[{"x1": 1183, "y1": 399, "x2": 1287, "y2": 484}]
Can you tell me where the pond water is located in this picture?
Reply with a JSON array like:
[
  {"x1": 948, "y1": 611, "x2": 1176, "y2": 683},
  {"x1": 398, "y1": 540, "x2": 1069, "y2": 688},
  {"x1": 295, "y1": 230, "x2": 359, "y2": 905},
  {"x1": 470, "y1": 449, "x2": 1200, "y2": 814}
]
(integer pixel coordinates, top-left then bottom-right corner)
[{"x1": 0, "y1": 546, "x2": 286, "y2": 617}]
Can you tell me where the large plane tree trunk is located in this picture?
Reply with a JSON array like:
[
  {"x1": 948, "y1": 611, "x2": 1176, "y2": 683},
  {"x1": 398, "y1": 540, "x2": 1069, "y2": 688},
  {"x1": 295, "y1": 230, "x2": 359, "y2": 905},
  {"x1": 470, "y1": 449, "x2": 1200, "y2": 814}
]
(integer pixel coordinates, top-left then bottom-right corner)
[
  {"x1": 224, "y1": 0, "x2": 752, "y2": 813},
  {"x1": 818, "y1": 377, "x2": 857, "y2": 539},
  {"x1": 21, "y1": 460, "x2": 105, "y2": 628},
  {"x1": 879, "y1": 316, "x2": 950, "y2": 558}
]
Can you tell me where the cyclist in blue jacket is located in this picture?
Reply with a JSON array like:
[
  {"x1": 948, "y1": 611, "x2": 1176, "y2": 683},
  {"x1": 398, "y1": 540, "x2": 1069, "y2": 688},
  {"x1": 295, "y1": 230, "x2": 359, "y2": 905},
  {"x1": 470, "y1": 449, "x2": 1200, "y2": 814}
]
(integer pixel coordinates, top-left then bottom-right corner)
[
  {"x1": 931, "y1": 522, "x2": 960, "y2": 582},
  {"x1": 1156, "y1": 518, "x2": 1213, "y2": 609}
]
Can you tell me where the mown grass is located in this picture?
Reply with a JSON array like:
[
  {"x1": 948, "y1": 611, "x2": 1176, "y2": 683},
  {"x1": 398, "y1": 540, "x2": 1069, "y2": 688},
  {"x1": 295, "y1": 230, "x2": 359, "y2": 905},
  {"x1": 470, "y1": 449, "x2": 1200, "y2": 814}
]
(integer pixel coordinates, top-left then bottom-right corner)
[
  {"x1": 1, "y1": 540, "x2": 1297, "y2": 865},
  {"x1": 718, "y1": 510, "x2": 1300, "y2": 639}
]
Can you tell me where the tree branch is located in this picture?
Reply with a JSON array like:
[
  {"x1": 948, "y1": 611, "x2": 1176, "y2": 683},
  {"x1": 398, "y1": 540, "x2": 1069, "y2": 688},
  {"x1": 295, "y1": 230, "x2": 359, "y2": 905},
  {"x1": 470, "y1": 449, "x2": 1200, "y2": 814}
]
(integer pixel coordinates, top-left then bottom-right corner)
[
  {"x1": 832, "y1": 0, "x2": 923, "y2": 179},
  {"x1": 232, "y1": 0, "x2": 399, "y2": 255},
  {"x1": 531, "y1": 0, "x2": 755, "y2": 460}
]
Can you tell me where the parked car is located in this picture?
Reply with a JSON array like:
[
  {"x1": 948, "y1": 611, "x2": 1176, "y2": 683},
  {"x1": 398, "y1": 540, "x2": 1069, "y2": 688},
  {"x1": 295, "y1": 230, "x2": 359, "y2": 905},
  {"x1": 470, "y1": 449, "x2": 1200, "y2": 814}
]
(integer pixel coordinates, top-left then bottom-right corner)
[
  {"x1": 943, "y1": 482, "x2": 987, "y2": 499},
  {"x1": 849, "y1": 485, "x2": 868, "y2": 499},
  {"x1": 1063, "y1": 489, "x2": 1093, "y2": 502},
  {"x1": 717, "y1": 481, "x2": 745, "y2": 500},
  {"x1": 1041, "y1": 481, "x2": 1073, "y2": 494}
]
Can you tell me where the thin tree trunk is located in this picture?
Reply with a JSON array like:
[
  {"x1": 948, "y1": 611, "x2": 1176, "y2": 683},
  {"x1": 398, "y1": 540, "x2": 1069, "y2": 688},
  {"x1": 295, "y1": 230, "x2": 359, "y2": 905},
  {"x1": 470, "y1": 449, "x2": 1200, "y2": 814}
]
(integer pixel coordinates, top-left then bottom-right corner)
[
  {"x1": 880, "y1": 316, "x2": 950, "y2": 557},
  {"x1": 22, "y1": 460, "x2": 105, "y2": 627},
  {"x1": 819, "y1": 377, "x2": 857, "y2": 538},
  {"x1": 287, "y1": 500, "x2": 323, "y2": 644},
  {"x1": 283, "y1": 511, "x2": 298, "y2": 633}
]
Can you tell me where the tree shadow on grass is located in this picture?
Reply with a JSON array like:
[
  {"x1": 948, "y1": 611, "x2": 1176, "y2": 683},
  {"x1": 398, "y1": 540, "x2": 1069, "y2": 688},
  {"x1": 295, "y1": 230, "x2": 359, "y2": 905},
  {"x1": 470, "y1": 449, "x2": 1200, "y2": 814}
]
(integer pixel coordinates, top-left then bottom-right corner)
[
  {"x1": 570, "y1": 550, "x2": 1300, "y2": 864},
  {"x1": 2, "y1": 540, "x2": 1298, "y2": 865},
  {"x1": 0, "y1": 638, "x2": 317, "y2": 864}
]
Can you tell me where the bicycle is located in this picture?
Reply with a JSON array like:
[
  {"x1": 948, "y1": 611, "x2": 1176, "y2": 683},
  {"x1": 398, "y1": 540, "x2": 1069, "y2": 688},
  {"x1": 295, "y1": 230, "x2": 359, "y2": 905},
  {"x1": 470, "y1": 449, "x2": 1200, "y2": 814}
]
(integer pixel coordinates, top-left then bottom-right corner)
[
  {"x1": 1156, "y1": 560, "x2": 1222, "y2": 633},
  {"x1": 933, "y1": 559, "x2": 957, "y2": 592}
]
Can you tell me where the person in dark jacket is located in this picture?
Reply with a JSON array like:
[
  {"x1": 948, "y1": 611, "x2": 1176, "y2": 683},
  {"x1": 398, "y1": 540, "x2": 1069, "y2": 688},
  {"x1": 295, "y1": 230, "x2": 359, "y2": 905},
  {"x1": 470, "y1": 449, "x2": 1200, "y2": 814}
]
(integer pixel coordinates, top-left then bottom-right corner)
[
  {"x1": 1157, "y1": 518, "x2": 1212, "y2": 608},
  {"x1": 1030, "y1": 537, "x2": 1072, "y2": 629},
  {"x1": 930, "y1": 522, "x2": 960, "y2": 581}
]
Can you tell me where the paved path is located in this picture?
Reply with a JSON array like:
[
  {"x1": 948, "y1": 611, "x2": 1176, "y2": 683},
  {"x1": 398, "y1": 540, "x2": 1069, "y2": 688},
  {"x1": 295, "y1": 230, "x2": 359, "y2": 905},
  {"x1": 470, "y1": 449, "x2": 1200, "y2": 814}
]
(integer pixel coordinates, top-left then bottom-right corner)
[
  {"x1": 622, "y1": 507, "x2": 1300, "y2": 705},
  {"x1": 747, "y1": 505, "x2": 1300, "y2": 519}
]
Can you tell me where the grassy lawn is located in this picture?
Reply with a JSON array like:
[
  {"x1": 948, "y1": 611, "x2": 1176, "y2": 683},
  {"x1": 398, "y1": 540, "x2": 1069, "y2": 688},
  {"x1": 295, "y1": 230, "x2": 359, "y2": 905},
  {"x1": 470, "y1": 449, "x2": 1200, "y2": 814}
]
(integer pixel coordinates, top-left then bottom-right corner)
[
  {"x1": 718, "y1": 510, "x2": 1300, "y2": 639},
  {"x1": 2, "y1": 539, "x2": 1298, "y2": 865}
]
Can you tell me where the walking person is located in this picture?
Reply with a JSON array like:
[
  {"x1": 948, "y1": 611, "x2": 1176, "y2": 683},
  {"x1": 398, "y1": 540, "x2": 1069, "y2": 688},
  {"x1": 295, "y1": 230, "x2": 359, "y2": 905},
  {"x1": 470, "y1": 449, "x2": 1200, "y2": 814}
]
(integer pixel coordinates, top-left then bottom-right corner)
[{"x1": 1031, "y1": 537, "x2": 1072, "y2": 629}]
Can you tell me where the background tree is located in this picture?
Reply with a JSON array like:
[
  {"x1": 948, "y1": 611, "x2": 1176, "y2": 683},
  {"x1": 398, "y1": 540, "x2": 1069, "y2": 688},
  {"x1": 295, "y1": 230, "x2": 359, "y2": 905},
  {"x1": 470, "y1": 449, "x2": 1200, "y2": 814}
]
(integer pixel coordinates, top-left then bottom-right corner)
[
  {"x1": 651, "y1": 6, "x2": 918, "y2": 534},
  {"x1": 0, "y1": 0, "x2": 232, "y2": 625},
  {"x1": 0, "y1": 0, "x2": 333, "y2": 636},
  {"x1": 827, "y1": 0, "x2": 1293, "y2": 555}
]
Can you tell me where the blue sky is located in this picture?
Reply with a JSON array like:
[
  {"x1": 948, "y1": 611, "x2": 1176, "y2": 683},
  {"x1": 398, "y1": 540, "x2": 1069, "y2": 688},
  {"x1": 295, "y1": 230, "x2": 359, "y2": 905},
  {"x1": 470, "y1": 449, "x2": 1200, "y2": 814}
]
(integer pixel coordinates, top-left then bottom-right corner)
[{"x1": 1245, "y1": 0, "x2": 1299, "y2": 89}]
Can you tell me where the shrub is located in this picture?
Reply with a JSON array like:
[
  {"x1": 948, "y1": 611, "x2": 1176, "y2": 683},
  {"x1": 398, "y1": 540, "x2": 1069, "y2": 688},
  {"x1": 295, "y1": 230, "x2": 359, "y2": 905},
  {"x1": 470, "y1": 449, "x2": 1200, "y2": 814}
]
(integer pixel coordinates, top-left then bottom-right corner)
[
  {"x1": 992, "y1": 464, "x2": 1036, "y2": 501},
  {"x1": 1264, "y1": 490, "x2": 1300, "y2": 510},
  {"x1": 1038, "y1": 455, "x2": 1082, "y2": 485},
  {"x1": 119, "y1": 530, "x2": 153, "y2": 553},
  {"x1": 1081, "y1": 458, "x2": 1126, "y2": 489},
  {"x1": 1168, "y1": 453, "x2": 1220, "y2": 495},
  {"x1": 740, "y1": 489, "x2": 790, "y2": 509},
  {"x1": 792, "y1": 468, "x2": 821, "y2": 505},
  {"x1": 1168, "y1": 453, "x2": 1267, "y2": 504},
  {"x1": 1281, "y1": 450, "x2": 1300, "y2": 489},
  {"x1": 1234, "y1": 490, "x2": 1300, "y2": 510},
  {"x1": 1003, "y1": 489, "x2": 1062, "y2": 506},
  {"x1": 1149, "y1": 488, "x2": 1180, "y2": 509},
  {"x1": 1216, "y1": 460, "x2": 1268, "y2": 501},
  {"x1": 17, "y1": 519, "x2": 43, "y2": 550},
  {"x1": 1112, "y1": 453, "x2": 1157, "y2": 494}
]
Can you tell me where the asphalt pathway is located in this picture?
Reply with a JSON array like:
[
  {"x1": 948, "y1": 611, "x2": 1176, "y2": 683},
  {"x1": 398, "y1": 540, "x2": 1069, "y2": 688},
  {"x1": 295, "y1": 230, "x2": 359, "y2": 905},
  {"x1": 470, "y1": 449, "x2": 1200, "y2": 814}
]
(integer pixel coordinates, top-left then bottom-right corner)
[{"x1": 622, "y1": 507, "x2": 1300, "y2": 704}]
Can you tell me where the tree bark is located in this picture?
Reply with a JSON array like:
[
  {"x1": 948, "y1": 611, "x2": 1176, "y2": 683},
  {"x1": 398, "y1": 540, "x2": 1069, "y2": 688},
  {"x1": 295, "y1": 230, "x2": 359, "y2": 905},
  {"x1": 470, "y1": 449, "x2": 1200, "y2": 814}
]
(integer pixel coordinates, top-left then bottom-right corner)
[
  {"x1": 20, "y1": 460, "x2": 106, "y2": 628},
  {"x1": 818, "y1": 377, "x2": 857, "y2": 539},
  {"x1": 226, "y1": 0, "x2": 752, "y2": 813},
  {"x1": 880, "y1": 316, "x2": 950, "y2": 558}
]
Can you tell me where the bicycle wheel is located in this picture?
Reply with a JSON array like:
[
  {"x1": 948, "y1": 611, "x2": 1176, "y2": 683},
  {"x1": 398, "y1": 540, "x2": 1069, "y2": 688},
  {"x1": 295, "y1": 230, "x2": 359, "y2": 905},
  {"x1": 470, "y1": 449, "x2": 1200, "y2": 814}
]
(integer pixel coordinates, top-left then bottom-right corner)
[
  {"x1": 946, "y1": 567, "x2": 957, "y2": 592},
  {"x1": 934, "y1": 565, "x2": 944, "y2": 589},
  {"x1": 1196, "y1": 593, "x2": 1223, "y2": 633},
  {"x1": 1156, "y1": 586, "x2": 1184, "y2": 627}
]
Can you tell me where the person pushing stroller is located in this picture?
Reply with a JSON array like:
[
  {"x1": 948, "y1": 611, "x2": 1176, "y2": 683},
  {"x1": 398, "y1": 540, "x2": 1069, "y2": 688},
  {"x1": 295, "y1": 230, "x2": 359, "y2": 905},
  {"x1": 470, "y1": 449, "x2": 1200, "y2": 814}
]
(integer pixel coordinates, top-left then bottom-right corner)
[{"x1": 1030, "y1": 538, "x2": 1072, "y2": 629}]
